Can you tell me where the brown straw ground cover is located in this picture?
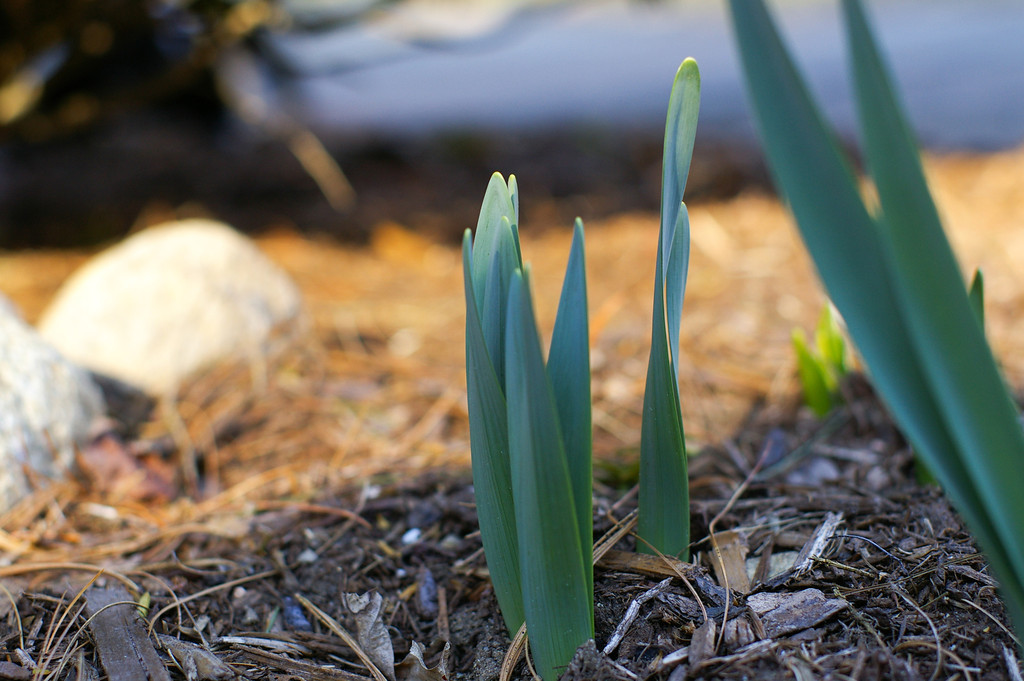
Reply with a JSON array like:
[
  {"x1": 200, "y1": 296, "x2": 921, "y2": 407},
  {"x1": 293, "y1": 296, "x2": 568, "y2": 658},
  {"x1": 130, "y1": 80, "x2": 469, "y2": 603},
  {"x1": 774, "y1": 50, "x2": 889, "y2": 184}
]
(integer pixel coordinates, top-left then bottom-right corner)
[{"x1": 2, "y1": 145, "x2": 1024, "y2": 679}]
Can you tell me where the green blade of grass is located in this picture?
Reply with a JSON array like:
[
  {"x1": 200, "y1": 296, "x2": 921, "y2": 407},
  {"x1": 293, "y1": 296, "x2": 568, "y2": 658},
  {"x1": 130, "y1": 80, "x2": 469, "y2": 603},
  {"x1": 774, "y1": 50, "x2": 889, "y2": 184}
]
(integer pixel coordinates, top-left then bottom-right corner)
[
  {"x1": 844, "y1": 0, "x2": 1024, "y2": 606},
  {"x1": 462, "y1": 231, "x2": 524, "y2": 634},
  {"x1": 638, "y1": 228, "x2": 689, "y2": 559},
  {"x1": 546, "y1": 218, "x2": 594, "y2": 612},
  {"x1": 793, "y1": 329, "x2": 834, "y2": 417},
  {"x1": 727, "y1": 0, "x2": 1017, "y2": 605},
  {"x1": 506, "y1": 268, "x2": 593, "y2": 680}
]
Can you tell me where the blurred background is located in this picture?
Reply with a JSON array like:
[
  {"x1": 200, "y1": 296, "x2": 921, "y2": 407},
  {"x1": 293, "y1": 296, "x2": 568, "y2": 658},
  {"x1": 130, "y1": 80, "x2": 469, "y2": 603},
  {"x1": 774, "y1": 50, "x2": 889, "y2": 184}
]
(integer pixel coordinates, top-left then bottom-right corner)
[{"x1": 1, "y1": 0, "x2": 1022, "y2": 247}]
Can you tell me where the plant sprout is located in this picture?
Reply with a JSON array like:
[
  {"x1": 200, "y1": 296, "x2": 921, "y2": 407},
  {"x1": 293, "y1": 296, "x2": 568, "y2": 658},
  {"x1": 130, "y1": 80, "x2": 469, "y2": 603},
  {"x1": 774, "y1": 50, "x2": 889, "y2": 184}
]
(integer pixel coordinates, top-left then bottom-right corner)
[
  {"x1": 462, "y1": 58, "x2": 701, "y2": 679},
  {"x1": 792, "y1": 305, "x2": 848, "y2": 417},
  {"x1": 463, "y1": 175, "x2": 592, "y2": 680},
  {"x1": 638, "y1": 58, "x2": 700, "y2": 560}
]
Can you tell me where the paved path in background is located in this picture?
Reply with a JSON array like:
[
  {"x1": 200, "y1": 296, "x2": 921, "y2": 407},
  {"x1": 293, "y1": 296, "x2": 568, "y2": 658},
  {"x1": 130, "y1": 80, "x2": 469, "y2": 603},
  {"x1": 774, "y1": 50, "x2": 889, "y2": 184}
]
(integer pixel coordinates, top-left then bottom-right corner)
[{"x1": 284, "y1": 0, "x2": 1024, "y2": 151}]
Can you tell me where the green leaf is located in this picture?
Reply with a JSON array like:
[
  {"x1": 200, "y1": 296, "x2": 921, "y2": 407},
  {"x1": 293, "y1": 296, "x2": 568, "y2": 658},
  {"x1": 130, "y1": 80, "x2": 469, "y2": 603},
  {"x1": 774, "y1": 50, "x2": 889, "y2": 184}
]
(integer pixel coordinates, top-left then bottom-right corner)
[
  {"x1": 509, "y1": 174, "x2": 520, "y2": 227},
  {"x1": 480, "y1": 217, "x2": 521, "y2": 393},
  {"x1": 969, "y1": 268, "x2": 985, "y2": 330},
  {"x1": 814, "y1": 305, "x2": 846, "y2": 378},
  {"x1": 844, "y1": 0, "x2": 1024, "y2": 607},
  {"x1": 462, "y1": 230, "x2": 524, "y2": 634},
  {"x1": 661, "y1": 58, "x2": 699, "y2": 365},
  {"x1": 729, "y1": 0, "x2": 1024, "y2": 629},
  {"x1": 505, "y1": 268, "x2": 593, "y2": 681},
  {"x1": 728, "y1": 0, "x2": 985, "y2": 549},
  {"x1": 637, "y1": 58, "x2": 698, "y2": 560},
  {"x1": 793, "y1": 328, "x2": 835, "y2": 417},
  {"x1": 638, "y1": 227, "x2": 689, "y2": 559},
  {"x1": 546, "y1": 218, "x2": 594, "y2": 611},
  {"x1": 471, "y1": 172, "x2": 520, "y2": 310},
  {"x1": 660, "y1": 59, "x2": 701, "y2": 251},
  {"x1": 665, "y1": 204, "x2": 691, "y2": 368}
]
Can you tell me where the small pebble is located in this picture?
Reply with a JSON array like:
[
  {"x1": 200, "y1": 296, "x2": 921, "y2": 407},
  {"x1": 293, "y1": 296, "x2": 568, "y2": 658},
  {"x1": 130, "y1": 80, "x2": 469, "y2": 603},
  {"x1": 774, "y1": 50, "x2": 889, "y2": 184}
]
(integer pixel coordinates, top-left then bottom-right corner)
[
  {"x1": 865, "y1": 466, "x2": 891, "y2": 491},
  {"x1": 439, "y1": 533, "x2": 463, "y2": 551},
  {"x1": 402, "y1": 527, "x2": 422, "y2": 545},
  {"x1": 281, "y1": 596, "x2": 313, "y2": 632}
]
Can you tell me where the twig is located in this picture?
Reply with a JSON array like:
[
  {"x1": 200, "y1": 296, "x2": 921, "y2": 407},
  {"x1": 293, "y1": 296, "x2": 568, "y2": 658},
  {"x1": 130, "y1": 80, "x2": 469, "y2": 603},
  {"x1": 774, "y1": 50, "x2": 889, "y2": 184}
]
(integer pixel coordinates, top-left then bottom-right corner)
[
  {"x1": 957, "y1": 598, "x2": 1022, "y2": 648},
  {"x1": 436, "y1": 585, "x2": 450, "y2": 643},
  {"x1": 891, "y1": 639, "x2": 974, "y2": 681},
  {"x1": 892, "y1": 587, "x2": 944, "y2": 681},
  {"x1": 811, "y1": 556, "x2": 873, "y2": 580},
  {"x1": 603, "y1": 578, "x2": 672, "y2": 656},
  {"x1": 843, "y1": 534, "x2": 906, "y2": 573},
  {"x1": 37, "y1": 573, "x2": 103, "y2": 673},
  {"x1": 831, "y1": 586, "x2": 887, "y2": 650},
  {"x1": 0, "y1": 582, "x2": 24, "y2": 649},
  {"x1": 0, "y1": 563, "x2": 139, "y2": 591}
]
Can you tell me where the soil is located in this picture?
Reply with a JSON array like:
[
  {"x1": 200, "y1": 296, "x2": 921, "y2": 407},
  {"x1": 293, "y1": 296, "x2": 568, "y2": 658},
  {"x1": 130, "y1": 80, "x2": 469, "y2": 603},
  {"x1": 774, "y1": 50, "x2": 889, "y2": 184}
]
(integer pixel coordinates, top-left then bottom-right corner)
[
  {"x1": 1, "y1": 379, "x2": 1019, "y2": 680},
  {"x1": 2, "y1": 122, "x2": 1024, "y2": 679}
]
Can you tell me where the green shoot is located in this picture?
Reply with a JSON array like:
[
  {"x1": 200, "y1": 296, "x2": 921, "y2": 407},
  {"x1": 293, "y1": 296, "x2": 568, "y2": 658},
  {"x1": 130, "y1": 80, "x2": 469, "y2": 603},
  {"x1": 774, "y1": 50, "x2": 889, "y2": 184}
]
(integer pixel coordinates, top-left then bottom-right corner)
[
  {"x1": 638, "y1": 58, "x2": 700, "y2": 560},
  {"x1": 463, "y1": 60, "x2": 703, "y2": 676},
  {"x1": 793, "y1": 305, "x2": 848, "y2": 417},
  {"x1": 464, "y1": 175, "x2": 592, "y2": 680}
]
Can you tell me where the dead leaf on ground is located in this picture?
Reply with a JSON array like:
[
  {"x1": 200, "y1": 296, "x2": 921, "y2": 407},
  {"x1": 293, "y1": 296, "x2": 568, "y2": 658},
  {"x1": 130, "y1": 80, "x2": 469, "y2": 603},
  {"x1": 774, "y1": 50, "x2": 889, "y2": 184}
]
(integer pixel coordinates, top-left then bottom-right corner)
[
  {"x1": 158, "y1": 635, "x2": 236, "y2": 681},
  {"x1": 395, "y1": 641, "x2": 451, "y2": 681},
  {"x1": 344, "y1": 592, "x2": 396, "y2": 681}
]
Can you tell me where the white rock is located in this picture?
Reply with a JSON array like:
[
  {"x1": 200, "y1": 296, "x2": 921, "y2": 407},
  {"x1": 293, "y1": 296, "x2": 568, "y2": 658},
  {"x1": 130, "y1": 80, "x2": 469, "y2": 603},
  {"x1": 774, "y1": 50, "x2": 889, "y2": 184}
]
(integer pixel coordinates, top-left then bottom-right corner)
[
  {"x1": 38, "y1": 219, "x2": 304, "y2": 395},
  {"x1": 0, "y1": 298, "x2": 104, "y2": 512}
]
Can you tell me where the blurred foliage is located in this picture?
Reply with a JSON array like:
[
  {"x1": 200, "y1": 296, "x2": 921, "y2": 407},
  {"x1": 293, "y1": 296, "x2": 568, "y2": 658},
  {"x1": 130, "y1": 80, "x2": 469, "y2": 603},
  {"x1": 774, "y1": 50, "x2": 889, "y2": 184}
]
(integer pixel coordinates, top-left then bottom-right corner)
[{"x1": 0, "y1": 0, "x2": 399, "y2": 143}]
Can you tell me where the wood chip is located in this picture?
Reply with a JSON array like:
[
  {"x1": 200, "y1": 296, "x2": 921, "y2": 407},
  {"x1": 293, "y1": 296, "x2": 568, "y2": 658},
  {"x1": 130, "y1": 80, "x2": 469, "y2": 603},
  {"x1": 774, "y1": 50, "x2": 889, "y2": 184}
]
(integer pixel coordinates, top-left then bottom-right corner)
[
  {"x1": 688, "y1": 618, "x2": 717, "y2": 667},
  {"x1": 709, "y1": 530, "x2": 751, "y2": 594},
  {"x1": 745, "y1": 588, "x2": 847, "y2": 638},
  {"x1": 597, "y1": 550, "x2": 727, "y2": 605},
  {"x1": 793, "y1": 512, "x2": 844, "y2": 575},
  {"x1": 85, "y1": 586, "x2": 171, "y2": 681},
  {"x1": 0, "y1": 661, "x2": 30, "y2": 681}
]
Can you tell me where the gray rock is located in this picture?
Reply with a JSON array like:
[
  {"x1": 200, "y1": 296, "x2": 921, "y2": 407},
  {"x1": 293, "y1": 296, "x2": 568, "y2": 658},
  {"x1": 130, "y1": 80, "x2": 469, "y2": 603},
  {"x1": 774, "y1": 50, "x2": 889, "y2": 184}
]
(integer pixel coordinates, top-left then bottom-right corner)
[
  {"x1": 0, "y1": 299, "x2": 104, "y2": 512},
  {"x1": 38, "y1": 219, "x2": 304, "y2": 395}
]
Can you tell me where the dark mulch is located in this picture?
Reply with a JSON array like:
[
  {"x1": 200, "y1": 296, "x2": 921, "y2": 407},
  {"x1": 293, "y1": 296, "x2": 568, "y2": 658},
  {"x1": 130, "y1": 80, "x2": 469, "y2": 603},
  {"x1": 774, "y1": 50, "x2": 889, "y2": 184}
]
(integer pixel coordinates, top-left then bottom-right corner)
[
  {"x1": 0, "y1": 111, "x2": 769, "y2": 249},
  {"x1": 1, "y1": 379, "x2": 1019, "y2": 680}
]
